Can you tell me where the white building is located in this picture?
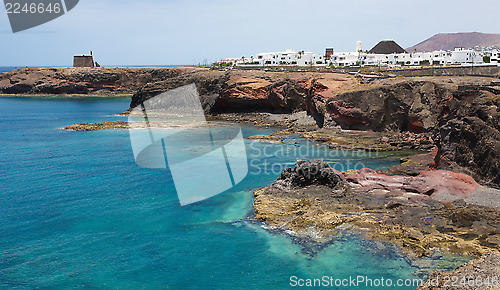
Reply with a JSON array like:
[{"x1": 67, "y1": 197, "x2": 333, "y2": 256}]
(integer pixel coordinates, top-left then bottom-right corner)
[
  {"x1": 329, "y1": 52, "x2": 360, "y2": 67},
  {"x1": 327, "y1": 48, "x2": 484, "y2": 67},
  {"x1": 219, "y1": 42, "x2": 494, "y2": 68},
  {"x1": 490, "y1": 50, "x2": 499, "y2": 65},
  {"x1": 356, "y1": 41, "x2": 362, "y2": 53},
  {"x1": 221, "y1": 49, "x2": 325, "y2": 67}
]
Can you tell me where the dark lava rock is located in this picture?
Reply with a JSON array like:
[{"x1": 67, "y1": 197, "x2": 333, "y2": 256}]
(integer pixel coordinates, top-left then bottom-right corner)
[
  {"x1": 277, "y1": 159, "x2": 344, "y2": 188},
  {"x1": 432, "y1": 90, "x2": 500, "y2": 186},
  {"x1": 317, "y1": 78, "x2": 500, "y2": 186},
  {"x1": 129, "y1": 69, "x2": 228, "y2": 113}
]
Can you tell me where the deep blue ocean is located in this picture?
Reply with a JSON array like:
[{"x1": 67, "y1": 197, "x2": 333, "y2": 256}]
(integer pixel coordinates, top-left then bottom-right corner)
[
  {"x1": 0, "y1": 67, "x2": 18, "y2": 73},
  {"x1": 0, "y1": 66, "x2": 192, "y2": 74},
  {"x1": 0, "y1": 97, "x2": 470, "y2": 289}
]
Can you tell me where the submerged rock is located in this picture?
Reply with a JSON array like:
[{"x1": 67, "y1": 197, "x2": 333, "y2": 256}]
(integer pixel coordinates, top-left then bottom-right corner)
[
  {"x1": 388, "y1": 149, "x2": 437, "y2": 176},
  {"x1": 246, "y1": 134, "x2": 284, "y2": 143}
]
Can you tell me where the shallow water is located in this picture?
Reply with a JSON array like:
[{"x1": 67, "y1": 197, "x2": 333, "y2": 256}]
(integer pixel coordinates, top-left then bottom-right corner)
[{"x1": 0, "y1": 97, "x2": 470, "y2": 289}]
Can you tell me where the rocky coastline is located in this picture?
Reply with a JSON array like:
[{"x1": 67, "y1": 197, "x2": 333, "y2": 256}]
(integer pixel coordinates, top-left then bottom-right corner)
[
  {"x1": 254, "y1": 160, "x2": 500, "y2": 257},
  {"x1": 3, "y1": 67, "x2": 500, "y2": 283},
  {"x1": 0, "y1": 67, "x2": 199, "y2": 96},
  {"x1": 13, "y1": 66, "x2": 494, "y2": 187}
]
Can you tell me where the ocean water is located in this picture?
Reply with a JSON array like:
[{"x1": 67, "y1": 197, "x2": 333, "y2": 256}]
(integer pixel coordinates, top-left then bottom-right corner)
[
  {"x1": 0, "y1": 97, "x2": 469, "y2": 289},
  {"x1": 0, "y1": 66, "x2": 191, "y2": 74},
  {"x1": 0, "y1": 67, "x2": 19, "y2": 74},
  {"x1": 0, "y1": 66, "x2": 59, "y2": 73}
]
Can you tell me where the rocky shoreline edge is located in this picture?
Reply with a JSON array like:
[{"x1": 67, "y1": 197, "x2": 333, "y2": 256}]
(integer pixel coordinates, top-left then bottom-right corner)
[
  {"x1": 253, "y1": 159, "x2": 500, "y2": 286},
  {"x1": 40, "y1": 67, "x2": 498, "y2": 187},
  {"x1": 254, "y1": 158, "x2": 500, "y2": 253}
]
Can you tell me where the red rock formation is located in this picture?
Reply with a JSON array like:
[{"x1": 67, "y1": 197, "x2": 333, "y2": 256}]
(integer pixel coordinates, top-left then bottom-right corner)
[
  {"x1": 347, "y1": 168, "x2": 481, "y2": 202},
  {"x1": 326, "y1": 100, "x2": 370, "y2": 128},
  {"x1": 216, "y1": 77, "x2": 273, "y2": 111},
  {"x1": 408, "y1": 117, "x2": 425, "y2": 133}
]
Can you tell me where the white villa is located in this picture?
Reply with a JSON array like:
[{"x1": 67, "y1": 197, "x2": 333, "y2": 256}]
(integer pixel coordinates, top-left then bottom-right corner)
[
  {"x1": 219, "y1": 41, "x2": 496, "y2": 68},
  {"x1": 224, "y1": 49, "x2": 326, "y2": 67},
  {"x1": 491, "y1": 50, "x2": 499, "y2": 65},
  {"x1": 346, "y1": 48, "x2": 483, "y2": 67}
]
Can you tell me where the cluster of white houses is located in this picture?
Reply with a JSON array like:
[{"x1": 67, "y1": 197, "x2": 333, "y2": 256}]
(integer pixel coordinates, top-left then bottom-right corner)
[{"x1": 220, "y1": 40, "x2": 499, "y2": 68}]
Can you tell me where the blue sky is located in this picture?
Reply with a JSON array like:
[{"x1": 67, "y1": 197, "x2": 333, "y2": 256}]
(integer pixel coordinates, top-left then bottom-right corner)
[{"x1": 1, "y1": 0, "x2": 499, "y2": 66}]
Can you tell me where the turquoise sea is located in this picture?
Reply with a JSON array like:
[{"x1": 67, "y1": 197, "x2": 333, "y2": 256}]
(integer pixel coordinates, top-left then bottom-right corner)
[{"x1": 0, "y1": 97, "x2": 469, "y2": 289}]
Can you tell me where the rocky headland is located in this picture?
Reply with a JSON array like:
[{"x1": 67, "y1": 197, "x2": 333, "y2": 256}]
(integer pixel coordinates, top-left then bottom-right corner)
[
  {"x1": 123, "y1": 68, "x2": 500, "y2": 187},
  {"x1": 0, "y1": 67, "x2": 192, "y2": 96},
  {"x1": 12, "y1": 67, "x2": 496, "y2": 187},
  {"x1": 254, "y1": 160, "x2": 500, "y2": 258}
]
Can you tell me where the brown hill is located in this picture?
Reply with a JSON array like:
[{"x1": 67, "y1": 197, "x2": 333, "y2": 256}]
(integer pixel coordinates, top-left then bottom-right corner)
[{"x1": 407, "y1": 32, "x2": 500, "y2": 52}]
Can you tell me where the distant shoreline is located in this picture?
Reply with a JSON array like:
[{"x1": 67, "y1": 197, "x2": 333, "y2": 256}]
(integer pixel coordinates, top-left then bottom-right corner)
[{"x1": 0, "y1": 65, "x2": 193, "y2": 70}]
